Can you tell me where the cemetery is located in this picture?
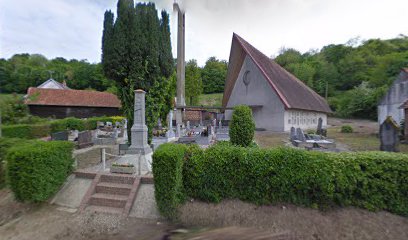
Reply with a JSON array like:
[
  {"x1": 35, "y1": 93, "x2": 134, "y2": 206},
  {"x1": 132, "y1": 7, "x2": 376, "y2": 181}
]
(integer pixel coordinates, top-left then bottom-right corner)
[{"x1": 0, "y1": 0, "x2": 408, "y2": 239}]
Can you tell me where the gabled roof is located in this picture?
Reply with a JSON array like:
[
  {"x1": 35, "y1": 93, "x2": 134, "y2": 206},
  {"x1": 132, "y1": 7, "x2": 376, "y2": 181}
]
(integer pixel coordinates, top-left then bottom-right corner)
[
  {"x1": 25, "y1": 88, "x2": 121, "y2": 108},
  {"x1": 37, "y1": 78, "x2": 70, "y2": 90},
  {"x1": 222, "y1": 33, "x2": 332, "y2": 113}
]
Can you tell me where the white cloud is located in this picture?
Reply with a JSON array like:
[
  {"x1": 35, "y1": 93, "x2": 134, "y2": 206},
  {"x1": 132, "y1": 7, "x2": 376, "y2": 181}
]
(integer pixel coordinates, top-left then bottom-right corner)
[{"x1": 0, "y1": 0, "x2": 407, "y2": 66}]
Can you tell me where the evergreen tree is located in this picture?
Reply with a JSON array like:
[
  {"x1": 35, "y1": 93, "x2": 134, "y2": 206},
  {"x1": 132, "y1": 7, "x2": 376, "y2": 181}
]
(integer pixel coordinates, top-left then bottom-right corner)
[{"x1": 101, "y1": 0, "x2": 173, "y2": 142}]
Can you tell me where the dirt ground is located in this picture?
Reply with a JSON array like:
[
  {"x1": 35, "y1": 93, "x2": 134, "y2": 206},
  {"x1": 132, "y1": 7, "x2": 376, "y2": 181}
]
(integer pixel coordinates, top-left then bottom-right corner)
[
  {"x1": 179, "y1": 199, "x2": 408, "y2": 240},
  {"x1": 0, "y1": 189, "x2": 171, "y2": 240}
]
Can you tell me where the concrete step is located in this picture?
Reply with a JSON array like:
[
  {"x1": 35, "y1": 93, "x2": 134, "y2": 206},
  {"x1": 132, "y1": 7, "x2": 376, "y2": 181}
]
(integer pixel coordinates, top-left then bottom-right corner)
[
  {"x1": 89, "y1": 193, "x2": 128, "y2": 208},
  {"x1": 95, "y1": 182, "x2": 132, "y2": 196},
  {"x1": 100, "y1": 174, "x2": 135, "y2": 185},
  {"x1": 85, "y1": 205, "x2": 123, "y2": 215}
]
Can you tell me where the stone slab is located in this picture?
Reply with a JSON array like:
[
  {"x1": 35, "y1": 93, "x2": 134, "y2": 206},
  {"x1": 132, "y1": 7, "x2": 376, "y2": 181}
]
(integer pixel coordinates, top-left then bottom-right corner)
[{"x1": 51, "y1": 176, "x2": 92, "y2": 208}]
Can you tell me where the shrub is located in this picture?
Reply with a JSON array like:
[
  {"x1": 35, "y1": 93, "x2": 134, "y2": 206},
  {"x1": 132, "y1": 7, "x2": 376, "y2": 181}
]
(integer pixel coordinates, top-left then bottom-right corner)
[
  {"x1": 50, "y1": 117, "x2": 85, "y2": 133},
  {"x1": 154, "y1": 142, "x2": 408, "y2": 217},
  {"x1": 1, "y1": 124, "x2": 50, "y2": 139},
  {"x1": 7, "y1": 141, "x2": 74, "y2": 202},
  {"x1": 152, "y1": 143, "x2": 188, "y2": 219},
  {"x1": 229, "y1": 105, "x2": 255, "y2": 147},
  {"x1": 341, "y1": 125, "x2": 353, "y2": 133},
  {"x1": 0, "y1": 138, "x2": 31, "y2": 188}
]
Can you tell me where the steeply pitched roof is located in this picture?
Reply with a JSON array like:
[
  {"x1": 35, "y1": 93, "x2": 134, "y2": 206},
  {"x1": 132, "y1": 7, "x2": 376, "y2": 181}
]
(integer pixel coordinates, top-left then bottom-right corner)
[
  {"x1": 25, "y1": 88, "x2": 121, "y2": 108},
  {"x1": 222, "y1": 33, "x2": 332, "y2": 113},
  {"x1": 37, "y1": 78, "x2": 70, "y2": 90}
]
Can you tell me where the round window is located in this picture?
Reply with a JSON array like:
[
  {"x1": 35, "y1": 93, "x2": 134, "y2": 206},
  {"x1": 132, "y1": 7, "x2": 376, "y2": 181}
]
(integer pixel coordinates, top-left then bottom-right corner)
[{"x1": 243, "y1": 70, "x2": 251, "y2": 86}]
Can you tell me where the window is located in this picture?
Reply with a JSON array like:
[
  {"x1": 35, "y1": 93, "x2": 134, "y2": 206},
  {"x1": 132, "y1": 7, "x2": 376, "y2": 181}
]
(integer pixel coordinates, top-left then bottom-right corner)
[{"x1": 288, "y1": 119, "x2": 291, "y2": 124}]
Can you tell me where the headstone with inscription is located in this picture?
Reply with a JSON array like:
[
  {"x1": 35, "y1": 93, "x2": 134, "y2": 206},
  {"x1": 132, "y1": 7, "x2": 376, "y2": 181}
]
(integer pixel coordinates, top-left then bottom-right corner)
[
  {"x1": 78, "y1": 130, "x2": 93, "y2": 149},
  {"x1": 290, "y1": 127, "x2": 296, "y2": 141},
  {"x1": 296, "y1": 128, "x2": 306, "y2": 142},
  {"x1": 51, "y1": 131, "x2": 68, "y2": 141},
  {"x1": 166, "y1": 110, "x2": 175, "y2": 139},
  {"x1": 316, "y1": 117, "x2": 323, "y2": 135}
]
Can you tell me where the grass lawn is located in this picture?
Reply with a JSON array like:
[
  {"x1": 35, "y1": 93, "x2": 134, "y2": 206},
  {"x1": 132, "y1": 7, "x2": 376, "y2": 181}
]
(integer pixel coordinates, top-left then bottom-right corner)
[{"x1": 198, "y1": 93, "x2": 223, "y2": 106}]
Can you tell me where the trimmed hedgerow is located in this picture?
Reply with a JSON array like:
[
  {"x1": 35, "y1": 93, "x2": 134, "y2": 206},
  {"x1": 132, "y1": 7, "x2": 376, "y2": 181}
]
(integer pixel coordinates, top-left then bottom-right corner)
[
  {"x1": 154, "y1": 142, "x2": 408, "y2": 217},
  {"x1": 0, "y1": 138, "x2": 31, "y2": 188},
  {"x1": 229, "y1": 105, "x2": 255, "y2": 147},
  {"x1": 152, "y1": 143, "x2": 188, "y2": 219},
  {"x1": 7, "y1": 141, "x2": 74, "y2": 202},
  {"x1": 1, "y1": 124, "x2": 50, "y2": 139}
]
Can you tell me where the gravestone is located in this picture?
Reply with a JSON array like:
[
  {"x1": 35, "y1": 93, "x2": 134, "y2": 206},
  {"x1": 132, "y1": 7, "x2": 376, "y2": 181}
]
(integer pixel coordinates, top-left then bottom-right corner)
[
  {"x1": 213, "y1": 119, "x2": 217, "y2": 128},
  {"x1": 219, "y1": 120, "x2": 222, "y2": 129},
  {"x1": 97, "y1": 121, "x2": 104, "y2": 129},
  {"x1": 51, "y1": 131, "x2": 68, "y2": 141},
  {"x1": 115, "y1": 121, "x2": 121, "y2": 128},
  {"x1": 186, "y1": 121, "x2": 190, "y2": 130},
  {"x1": 316, "y1": 117, "x2": 323, "y2": 135},
  {"x1": 290, "y1": 127, "x2": 296, "y2": 141},
  {"x1": 296, "y1": 128, "x2": 306, "y2": 142},
  {"x1": 166, "y1": 110, "x2": 175, "y2": 139},
  {"x1": 106, "y1": 122, "x2": 113, "y2": 127},
  {"x1": 78, "y1": 131, "x2": 93, "y2": 149},
  {"x1": 127, "y1": 89, "x2": 152, "y2": 155},
  {"x1": 380, "y1": 116, "x2": 400, "y2": 152},
  {"x1": 118, "y1": 128, "x2": 124, "y2": 138}
]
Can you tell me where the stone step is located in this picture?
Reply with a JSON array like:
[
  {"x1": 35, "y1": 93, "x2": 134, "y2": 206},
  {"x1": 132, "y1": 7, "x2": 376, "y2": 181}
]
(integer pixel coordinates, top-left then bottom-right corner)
[
  {"x1": 100, "y1": 174, "x2": 135, "y2": 185},
  {"x1": 85, "y1": 205, "x2": 123, "y2": 215},
  {"x1": 89, "y1": 193, "x2": 128, "y2": 208},
  {"x1": 95, "y1": 182, "x2": 132, "y2": 196}
]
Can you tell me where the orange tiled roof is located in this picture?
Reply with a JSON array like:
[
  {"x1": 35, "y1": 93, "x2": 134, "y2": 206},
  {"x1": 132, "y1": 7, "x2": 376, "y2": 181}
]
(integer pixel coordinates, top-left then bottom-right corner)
[{"x1": 25, "y1": 87, "x2": 121, "y2": 108}]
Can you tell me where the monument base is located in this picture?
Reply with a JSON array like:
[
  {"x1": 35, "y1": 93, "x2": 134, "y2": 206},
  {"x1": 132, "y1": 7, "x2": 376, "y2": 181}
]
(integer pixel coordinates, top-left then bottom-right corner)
[{"x1": 126, "y1": 145, "x2": 152, "y2": 155}]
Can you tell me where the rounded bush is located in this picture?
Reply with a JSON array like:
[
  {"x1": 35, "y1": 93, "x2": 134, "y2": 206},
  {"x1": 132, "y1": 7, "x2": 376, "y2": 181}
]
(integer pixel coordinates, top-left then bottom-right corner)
[
  {"x1": 341, "y1": 125, "x2": 353, "y2": 133},
  {"x1": 229, "y1": 105, "x2": 255, "y2": 147}
]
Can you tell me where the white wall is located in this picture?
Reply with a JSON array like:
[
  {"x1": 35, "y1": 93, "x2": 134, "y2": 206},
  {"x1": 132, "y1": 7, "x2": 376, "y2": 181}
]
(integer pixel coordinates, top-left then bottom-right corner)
[
  {"x1": 283, "y1": 110, "x2": 327, "y2": 132},
  {"x1": 225, "y1": 55, "x2": 285, "y2": 131}
]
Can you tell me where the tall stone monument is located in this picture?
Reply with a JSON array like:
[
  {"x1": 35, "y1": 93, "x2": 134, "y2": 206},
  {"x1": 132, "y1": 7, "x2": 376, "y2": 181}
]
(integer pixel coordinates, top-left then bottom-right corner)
[
  {"x1": 174, "y1": 2, "x2": 186, "y2": 125},
  {"x1": 128, "y1": 89, "x2": 152, "y2": 155}
]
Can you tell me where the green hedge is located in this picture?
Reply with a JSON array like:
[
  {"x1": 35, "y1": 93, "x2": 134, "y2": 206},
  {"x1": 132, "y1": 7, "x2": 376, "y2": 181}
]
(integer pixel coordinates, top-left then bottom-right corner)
[
  {"x1": 2, "y1": 116, "x2": 125, "y2": 139},
  {"x1": 7, "y1": 141, "x2": 74, "y2": 202},
  {"x1": 341, "y1": 125, "x2": 354, "y2": 133},
  {"x1": 2, "y1": 124, "x2": 50, "y2": 139},
  {"x1": 152, "y1": 143, "x2": 188, "y2": 219},
  {"x1": 153, "y1": 142, "x2": 408, "y2": 217},
  {"x1": 229, "y1": 105, "x2": 255, "y2": 147},
  {"x1": 0, "y1": 138, "x2": 31, "y2": 188}
]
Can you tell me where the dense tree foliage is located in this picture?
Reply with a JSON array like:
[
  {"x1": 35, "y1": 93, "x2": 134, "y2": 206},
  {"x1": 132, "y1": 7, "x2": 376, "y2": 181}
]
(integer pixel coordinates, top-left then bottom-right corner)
[
  {"x1": 275, "y1": 36, "x2": 408, "y2": 119},
  {"x1": 102, "y1": 0, "x2": 174, "y2": 142},
  {"x1": 0, "y1": 54, "x2": 113, "y2": 94},
  {"x1": 202, "y1": 57, "x2": 228, "y2": 94},
  {"x1": 185, "y1": 59, "x2": 203, "y2": 105}
]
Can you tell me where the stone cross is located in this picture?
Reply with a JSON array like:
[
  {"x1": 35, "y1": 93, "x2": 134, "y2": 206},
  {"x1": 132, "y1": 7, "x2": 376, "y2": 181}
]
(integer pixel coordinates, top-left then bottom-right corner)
[
  {"x1": 380, "y1": 116, "x2": 400, "y2": 152},
  {"x1": 128, "y1": 89, "x2": 152, "y2": 155}
]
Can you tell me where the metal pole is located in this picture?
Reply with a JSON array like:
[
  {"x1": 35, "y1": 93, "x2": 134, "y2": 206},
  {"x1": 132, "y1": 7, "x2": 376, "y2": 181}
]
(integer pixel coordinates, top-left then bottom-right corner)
[{"x1": 102, "y1": 148, "x2": 106, "y2": 171}]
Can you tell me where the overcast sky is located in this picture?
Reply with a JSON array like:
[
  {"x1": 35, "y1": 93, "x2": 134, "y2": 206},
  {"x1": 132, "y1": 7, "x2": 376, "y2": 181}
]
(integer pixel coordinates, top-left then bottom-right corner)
[{"x1": 0, "y1": 0, "x2": 407, "y2": 66}]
